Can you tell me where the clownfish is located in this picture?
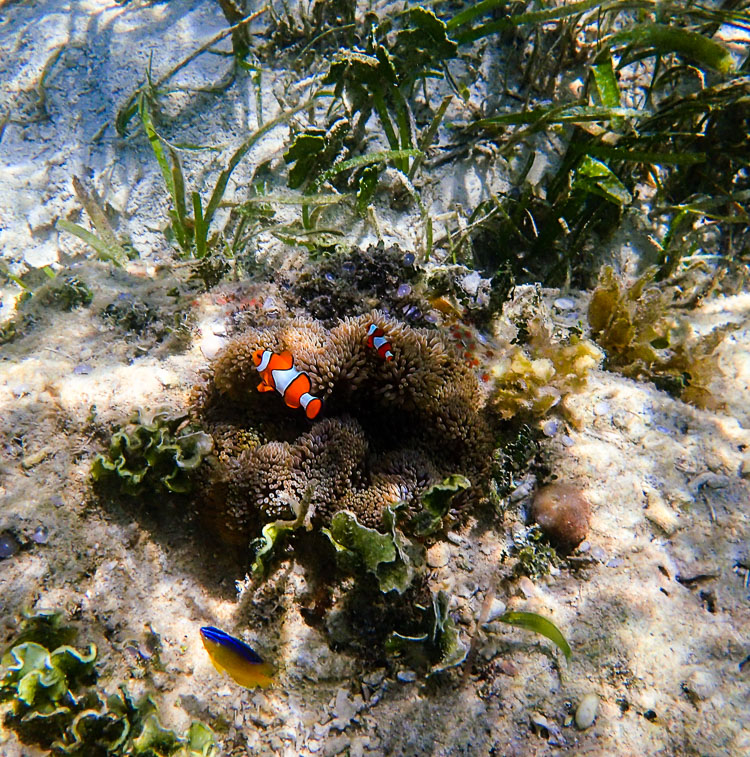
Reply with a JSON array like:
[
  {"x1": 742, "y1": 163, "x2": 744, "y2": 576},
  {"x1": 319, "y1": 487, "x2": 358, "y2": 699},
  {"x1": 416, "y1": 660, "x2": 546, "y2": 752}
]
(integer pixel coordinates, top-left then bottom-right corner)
[
  {"x1": 200, "y1": 626, "x2": 274, "y2": 689},
  {"x1": 366, "y1": 324, "x2": 394, "y2": 361},
  {"x1": 252, "y1": 349, "x2": 322, "y2": 420}
]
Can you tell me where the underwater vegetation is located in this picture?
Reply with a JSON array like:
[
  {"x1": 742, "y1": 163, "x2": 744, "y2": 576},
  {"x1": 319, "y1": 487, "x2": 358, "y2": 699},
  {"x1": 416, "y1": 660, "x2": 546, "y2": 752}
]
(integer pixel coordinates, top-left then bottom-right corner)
[
  {"x1": 588, "y1": 266, "x2": 736, "y2": 407},
  {"x1": 191, "y1": 311, "x2": 491, "y2": 546},
  {"x1": 284, "y1": 243, "x2": 426, "y2": 326},
  {"x1": 91, "y1": 410, "x2": 213, "y2": 495},
  {"x1": 0, "y1": 612, "x2": 216, "y2": 757},
  {"x1": 490, "y1": 312, "x2": 603, "y2": 419}
]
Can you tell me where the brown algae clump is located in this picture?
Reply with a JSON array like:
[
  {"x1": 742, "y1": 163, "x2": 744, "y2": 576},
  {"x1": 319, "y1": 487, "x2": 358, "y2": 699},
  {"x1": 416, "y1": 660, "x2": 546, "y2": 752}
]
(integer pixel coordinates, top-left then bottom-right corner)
[
  {"x1": 588, "y1": 266, "x2": 736, "y2": 408},
  {"x1": 530, "y1": 483, "x2": 591, "y2": 552}
]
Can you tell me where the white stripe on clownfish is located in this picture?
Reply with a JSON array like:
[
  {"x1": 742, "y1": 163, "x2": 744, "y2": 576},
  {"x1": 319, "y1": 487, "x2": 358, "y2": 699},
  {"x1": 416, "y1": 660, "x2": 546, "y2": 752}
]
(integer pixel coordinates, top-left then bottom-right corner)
[
  {"x1": 256, "y1": 350, "x2": 272, "y2": 372},
  {"x1": 366, "y1": 323, "x2": 394, "y2": 361},
  {"x1": 272, "y1": 364, "x2": 299, "y2": 396}
]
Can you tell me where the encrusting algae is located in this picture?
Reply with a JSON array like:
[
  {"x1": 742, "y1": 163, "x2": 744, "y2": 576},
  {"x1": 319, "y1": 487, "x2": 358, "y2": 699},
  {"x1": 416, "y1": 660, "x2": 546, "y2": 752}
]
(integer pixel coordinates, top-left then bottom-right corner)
[{"x1": 190, "y1": 311, "x2": 493, "y2": 544}]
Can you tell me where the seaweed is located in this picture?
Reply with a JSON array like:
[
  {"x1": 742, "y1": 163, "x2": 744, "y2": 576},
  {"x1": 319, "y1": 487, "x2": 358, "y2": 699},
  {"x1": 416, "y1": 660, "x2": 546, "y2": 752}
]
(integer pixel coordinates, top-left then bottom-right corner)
[
  {"x1": 0, "y1": 635, "x2": 215, "y2": 756},
  {"x1": 588, "y1": 265, "x2": 736, "y2": 407},
  {"x1": 91, "y1": 410, "x2": 213, "y2": 496},
  {"x1": 385, "y1": 590, "x2": 467, "y2": 675},
  {"x1": 322, "y1": 506, "x2": 423, "y2": 596},
  {"x1": 490, "y1": 315, "x2": 602, "y2": 419},
  {"x1": 511, "y1": 525, "x2": 561, "y2": 580}
]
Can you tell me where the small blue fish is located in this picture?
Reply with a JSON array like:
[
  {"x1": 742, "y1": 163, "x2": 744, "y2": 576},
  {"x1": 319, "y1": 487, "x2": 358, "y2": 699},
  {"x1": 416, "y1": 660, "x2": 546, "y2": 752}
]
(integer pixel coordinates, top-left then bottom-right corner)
[{"x1": 199, "y1": 626, "x2": 273, "y2": 689}]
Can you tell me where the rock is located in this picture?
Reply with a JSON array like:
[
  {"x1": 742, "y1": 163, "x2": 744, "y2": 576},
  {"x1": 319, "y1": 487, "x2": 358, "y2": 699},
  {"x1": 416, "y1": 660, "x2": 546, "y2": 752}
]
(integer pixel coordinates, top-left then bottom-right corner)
[
  {"x1": 644, "y1": 489, "x2": 679, "y2": 535},
  {"x1": 484, "y1": 598, "x2": 507, "y2": 624},
  {"x1": 575, "y1": 693, "x2": 599, "y2": 729},
  {"x1": 531, "y1": 483, "x2": 590, "y2": 551},
  {"x1": 683, "y1": 670, "x2": 717, "y2": 702},
  {"x1": 426, "y1": 542, "x2": 451, "y2": 568}
]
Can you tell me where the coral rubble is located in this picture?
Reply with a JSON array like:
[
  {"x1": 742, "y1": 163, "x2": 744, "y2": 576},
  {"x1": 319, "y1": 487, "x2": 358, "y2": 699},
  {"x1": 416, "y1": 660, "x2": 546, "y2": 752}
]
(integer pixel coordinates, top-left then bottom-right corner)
[{"x1": 192, "y1": 312, "x2": 492, "y2": 545}]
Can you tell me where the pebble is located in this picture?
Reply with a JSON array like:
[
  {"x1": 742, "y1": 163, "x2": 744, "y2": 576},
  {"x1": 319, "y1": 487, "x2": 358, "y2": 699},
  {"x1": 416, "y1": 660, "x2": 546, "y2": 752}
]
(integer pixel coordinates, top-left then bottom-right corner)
[
  {"x1": 484, "y1": 598, "x2": 507, "y2": 624},
  {"x1": 683, "y1": 670, "x2": 717, "y2": 701},
  {"x1": 31, "y1": 526, "x2": 49, "y2": 544},
  {"x1": 575, "y1": 693, "x2": 599, "y2": 729},
  {"x1": 594, "y1": 401, "x2": 610, "y2": 416},
  {"x1": 561, "y1": 435, "x2": 574, "y2": 447},
  {"x1": 542, "y1": 419, "x2": 559, "y2": 437},
  {"x1": 73, "y1": 363, "x2": 92, "y2": 375},
  {"x1": 396, "y1": 670, "x2": 417, "y2": 683},
  {"x1": 0, "y1": 531, "x2": 20, "y2": 558},
  {"x1": 446, "y1": 531, "x2": 462, "y2": 545},
  {"x1": 554, "y1": 297, "x2": 576, "y2": 311},
  {"x1": 426, "y1": 543, "x2": 451, "y2": 568},
  {"x1": 590, "y1": 545, "x2": 608, "y2": 562},
  {"x1": 396, "y1": 283, "x2": 412, "y2": 298},
  {"x1": 200, "y1": 333, "x2": 227, "y2": 360},
  {"x1": 531, "y1": 483, "x2": 591, "y2": 551},
  {"x1": 342, "y1": 261, "x2": 356, "y2": 273},
  {"x1": 424, "y1": 312, "x2": 438, "y2": 324},
  {"x1": 402, "y1": 252, "x2": 415, "y2": 266}
]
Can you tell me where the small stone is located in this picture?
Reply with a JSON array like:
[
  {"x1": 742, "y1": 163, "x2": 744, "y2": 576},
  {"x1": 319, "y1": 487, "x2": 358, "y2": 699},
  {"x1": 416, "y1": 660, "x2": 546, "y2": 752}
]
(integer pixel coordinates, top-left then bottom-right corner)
[
  {"x1": 396, "y1": 283, "x2": 412, "y2": 298},
  {"x1": 396, "y1": 670, "x2": 417, "y2": 682},
  {"x1": 594, "y1": 401, "x2": 610, "y2": 416},
  {"x1": 644, "y1": 489, "x2": 679, "y2": 535},
  {"x1": 554, "y1": 297, "x2": 576, "y2": 311},
  {"x1": 590, "y1": 545, "x2": 608, "y2": 562},
  {"x1": 21, "y1": 448, "x2": 51, "y2": 469},
  {"x1": 575, "y1": 693, "x2": 599, "y2": 729},
  {"x1": 426, "y1": 542, "x2": 451, "y2": 568},
  {"x1": 683, "y1": 670, "x2": 717, "y2": 702},
  {"x1": 73, "y1": 363, "x2": 92, "y2": 375},
  {"x1": 542, "y1": 419, "x2": 559, "y2": 437},
  {"x1": 200, "y1": 333, "x2": 227, "y2": 360},
  {"x1": 484, "y1": 598, "x2": 507, "y2": 624},
  {"x1": 561, "y1": 435, "x2": 574, "y2": 447},
  {"x1": 31, "y1": 526, "x2": 49, "y2": 544},
  {"x1": 531, "y1": 483, "x2": 590, "y2": 552},
  {"x1": 518, "y1": 576, "x2": 535, "y2": 598},
  {"x1": 0, "y1": 531, "x2": 20, "y2": 558}
]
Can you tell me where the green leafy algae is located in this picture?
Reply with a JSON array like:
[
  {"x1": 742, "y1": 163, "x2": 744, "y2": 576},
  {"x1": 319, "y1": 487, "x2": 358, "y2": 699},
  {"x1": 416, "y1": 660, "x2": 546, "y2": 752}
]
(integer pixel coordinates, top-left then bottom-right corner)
[
  {"x1": 91, "y1": 410, "x2": 213, "y2": 496},
  {"x1": 0, "y1": 616, "x2": 216, "y2": 756},
  {"x1": 386, "y1": 590, "x2": 467, "y2": 675}
]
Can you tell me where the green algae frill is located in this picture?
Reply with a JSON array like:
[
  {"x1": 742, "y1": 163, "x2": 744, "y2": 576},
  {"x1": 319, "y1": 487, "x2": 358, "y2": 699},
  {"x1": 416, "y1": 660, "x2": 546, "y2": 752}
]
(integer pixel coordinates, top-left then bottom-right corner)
[
  {"x1": 91, "y1": 410, "x2": 213, "y2": 495},
  {"x1": 0, "y1": 618, "x2": 216, "y2": 756},
  {"x1": 190, "y1": 312, "x2": 492, "y2": 546}
]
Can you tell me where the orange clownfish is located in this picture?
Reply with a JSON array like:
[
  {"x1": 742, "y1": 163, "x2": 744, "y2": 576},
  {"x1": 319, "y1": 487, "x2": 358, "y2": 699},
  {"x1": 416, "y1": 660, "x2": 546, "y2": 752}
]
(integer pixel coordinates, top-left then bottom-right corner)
[
  {"x1": 252, "y1": 349, "x2": 322, "y2": 420},
  {"x1": 200, "y1": 626, "x2": 273, "y2": 689},
  {"x1": 366, "y1": 324, "x2": 394, "y2": 361}
]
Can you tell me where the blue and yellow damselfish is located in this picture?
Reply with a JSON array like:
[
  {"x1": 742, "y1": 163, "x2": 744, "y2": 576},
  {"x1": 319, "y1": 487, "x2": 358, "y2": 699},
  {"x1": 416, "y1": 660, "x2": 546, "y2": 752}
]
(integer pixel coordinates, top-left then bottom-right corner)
[{"x1": 199, "y1": 626, "x2": 274, "y2": 689}]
